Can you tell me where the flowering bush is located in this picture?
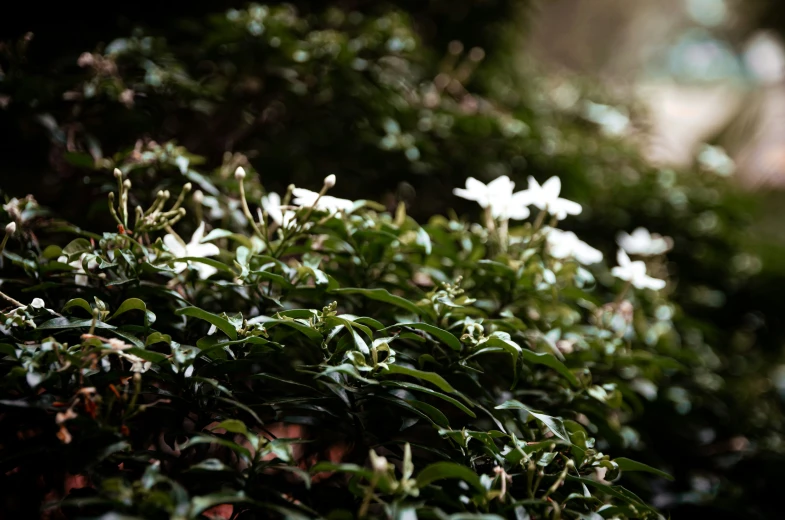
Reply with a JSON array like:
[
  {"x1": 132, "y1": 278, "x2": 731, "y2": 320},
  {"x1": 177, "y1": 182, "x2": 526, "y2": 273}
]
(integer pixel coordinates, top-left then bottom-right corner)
[
  {"x1": 3, "y1": 3, "x2": 785, "y2": 518},
  {"x1": 0, "y1": 165, "x2": 686, "y2": 518}
]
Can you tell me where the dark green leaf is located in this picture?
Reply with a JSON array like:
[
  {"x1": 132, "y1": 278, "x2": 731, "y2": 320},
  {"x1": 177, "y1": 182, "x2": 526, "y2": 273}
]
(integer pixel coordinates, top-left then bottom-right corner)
[
  {"x1": 175, "y1": 307, "x2": 237, "y2": 340},
  {"x1": 330, "y1": 288, "x2": 429, "y2": 317},
  {"x1": 614, "y1": 457, "x2": 673, "y2": 481},
  {"x1": 416, "y1": 462, "x2": 485, "y2": 493}
]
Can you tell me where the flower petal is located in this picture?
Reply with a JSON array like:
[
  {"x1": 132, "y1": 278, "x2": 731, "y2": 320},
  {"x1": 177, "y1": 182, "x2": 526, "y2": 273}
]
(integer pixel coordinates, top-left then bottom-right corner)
[
  {"x1": 163, "y1": 234, "x2": 187, "y2": 258},
  {"x1": 193, "y1": 262, "x2": 218, "y2": 280},
  {"x1": 611, "y1": 266, "x2": 629, "y2": 281},
  {"x1": 541, "y1": 176, "x2": 562, "y2": 200},
  {"x1": 616, "y1": 249, "x2": 631, "y2": 267},
  {"x1": 190, "y1": 222, "x2": 207, "y2": 245},
  {"x1": 187, "y1": 242, "x2": 220, "y2": 258},
  {"x1": 552, "y1": 199, "x2": 582, "y2": 220},
  {"x1": 487, "y1": 175, "x2": 514, "y2": 197},
  {"x1": 642, "y1": 276, "x2": 667, "y2": 291}
]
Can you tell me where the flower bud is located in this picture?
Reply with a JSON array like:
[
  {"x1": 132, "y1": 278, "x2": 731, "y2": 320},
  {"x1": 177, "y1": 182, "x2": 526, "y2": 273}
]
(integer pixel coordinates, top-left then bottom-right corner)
[
  {"x1": 123, "y1": 180, "x2": 132, "y2": 189},
  {"x1": 193, "y1": 190, "x2": 204, "y2": 204},
  {"x1": 77, "y1": 52, "x2": 95, "y2": 68},
  {"x1": 5, "y1": 222, "x2": 16, "y2": 235},
  {"x1": 183, "y1": 182, "x2": 192, "y2": 192},
  {"x1": 235, "y1": 166, "x2": 246, "y2": 180},
  {"x1": 323, "y1": 174, "x2": 336, "y2": 188},
  {"x1": 113, "y1": 168, "x2": 123, "y2": 179}
]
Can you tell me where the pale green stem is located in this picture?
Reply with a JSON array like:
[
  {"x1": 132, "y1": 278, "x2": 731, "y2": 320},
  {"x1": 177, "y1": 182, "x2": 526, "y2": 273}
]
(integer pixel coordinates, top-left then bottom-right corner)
[
  {"x1": 532, "y1": 207, "x2": 548, "y2": 233},
  {"x1": 238, "y1": 179, "x2": 265, "y2": 239}
]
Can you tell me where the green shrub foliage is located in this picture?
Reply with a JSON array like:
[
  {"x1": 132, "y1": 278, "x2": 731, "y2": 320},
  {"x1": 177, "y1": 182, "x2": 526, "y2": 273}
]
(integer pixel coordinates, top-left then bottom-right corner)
[
  {"x1": 1, "y1": 165, "x2": 682, "y2": 518},
  {"x1": 2, "y1": 3, "x2": 785, "y2": 519}
]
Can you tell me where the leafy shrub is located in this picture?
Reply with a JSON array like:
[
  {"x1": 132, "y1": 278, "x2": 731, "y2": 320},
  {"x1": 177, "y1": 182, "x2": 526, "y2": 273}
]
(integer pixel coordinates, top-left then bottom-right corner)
[
  {"x1": 3, "y1": 3, "x2": 785, "y2": 518},
  {"x1": 0, "y1": 167, "x2": 681, "y2": 518}
]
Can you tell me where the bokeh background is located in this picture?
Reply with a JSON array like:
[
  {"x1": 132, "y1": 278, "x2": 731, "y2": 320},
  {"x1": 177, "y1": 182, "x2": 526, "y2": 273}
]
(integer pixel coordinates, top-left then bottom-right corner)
[{"x1": 4, "y1": 1, "x2": 785, "y2": 518}]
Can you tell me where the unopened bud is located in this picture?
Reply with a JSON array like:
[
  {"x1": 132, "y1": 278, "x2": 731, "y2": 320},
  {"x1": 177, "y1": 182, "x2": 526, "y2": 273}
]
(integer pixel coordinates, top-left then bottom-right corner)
[
  {"x1": 5, "y1": 222, "x2": 16, "y2": 235},
  {"x1": 323, "y1": 174, "x2": 336, "y2": 188},
  {"x1": 183, "y1": 183, "x2": 192, "y2": 192},
  {"x1": 162, "y1": 190, "x2": 170, "y2": 199},
  {"x1": 193, "y1": 190, "x2": 204, "y2": 204},
  {"x1": 113, "y1": 168, "x2": 123, "y2": 178},
  {"x1": 77, "y1": 52, "x2": 95, "y2": 68},
  {"x1": 123, "y1": 180, "x2": 132, "y2": 189},
  {"x1": 235, "y1": 166, "x2": 246, "y2": 180}
]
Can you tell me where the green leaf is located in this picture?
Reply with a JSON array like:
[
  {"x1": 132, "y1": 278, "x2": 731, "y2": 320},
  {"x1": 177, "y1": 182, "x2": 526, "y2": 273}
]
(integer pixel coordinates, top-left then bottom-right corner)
[
  {"x1": 110, "y1": 298, "x2": 156, "y2": 325},
  {"x1": 566, "y1": 476, "x2": 654, "y2": 511},
  {"x1": 62, "y1": 238, "x2": 92, "y2": 258},
  {"x1": 416, "y1": 462, "x2": 485, "y2": 493},
  {"x1": 180, "y1": 256, "x2": 235, "y2": 274},
  {"x1": 614, "y1": 457, "x2": 673, "y2": 481},
  {"x1": 112, "y1": 330, "x2": 145, "y2": 349},
  {"x1": 520, "y1": 349, "x2": 579, "y2": 387},
  {"x1": 62, "y1": 298, "x2": 93, "y2": 316},
  {"x1": 407, "y1": 399, "x2": 450, "y2": 428},
  {"x1": 201, "y1": 228, "x2": 234, "y2": 242},
  {"x1": 310, "y1": 462, "x2": 373, "y2": 480},
  {"x1": 175, "y1": 307, "x2": 237, "y2": 340},
  {"x1": 495, "y1": 400, "x2": 571, "y2": 444},
  {"x1": 181, "y1": 435, "x2": 251, "y2": 460},
  {"x1": 330, "y1": 288, "x2": 429, "y2": 317},
  {"x1": 382, "y1": 364, "x2": 457, "y2": 393},
  {"x1": 483, "y1": 332, "x2": 521, "y2": 375},
  {"x1": 42, "y1": 245, "x2": 63, "y2": 259},
  {"x1": 383, "y1": 381, "x2": 476, "y2": 418},
  {"x1": 416, "y1": 226, "x2": 432, "y2": 254},
  {"x1": 145, "y1": 332, "x2": 171, "y2": 346},
  {"x1": 212, "y1": 419, "x2": 249, "y2": 437},
  {"x1": 37, "y1": 317, "x2": 115, "y2": 330},
  {"x1": 391, "y1": 322, "x2": 462, "y2": 351},
  {"x1": 0, "y1": 343, "x2": 17, "y2": 357},
  {"x1": 125, "y1": 346, "x2": 168, "y2": 363},
  {"x1": 251, "y1": 270, "x2": 294, "y2": 288},
  {"x1": 265, "y1": 319, "x2": 322, "y2": 343}
]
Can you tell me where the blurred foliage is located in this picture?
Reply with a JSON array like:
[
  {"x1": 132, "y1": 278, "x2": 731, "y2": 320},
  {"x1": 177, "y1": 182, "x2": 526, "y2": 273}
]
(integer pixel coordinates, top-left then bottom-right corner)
[{"x1": 2, "y1": 1, "x2": 785, "y2": 519}]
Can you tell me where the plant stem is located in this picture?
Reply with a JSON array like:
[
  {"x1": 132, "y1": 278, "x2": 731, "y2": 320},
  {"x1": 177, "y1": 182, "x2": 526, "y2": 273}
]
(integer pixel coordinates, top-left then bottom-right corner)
[
  {"x1": 532, "y1": 208, "x2": 547, "y2": 233},
  {"x1": 0, "y1": 289, "x2": 25, "y2": 308},
  {"x1": 237, "y1": 179, "x2": 265, "y2": 239}
]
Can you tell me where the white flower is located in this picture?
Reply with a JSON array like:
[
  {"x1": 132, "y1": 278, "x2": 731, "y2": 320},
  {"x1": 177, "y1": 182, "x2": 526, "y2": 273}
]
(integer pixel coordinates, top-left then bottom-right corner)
[
  {"x1": 611, "y1": 250, "x2": 666, "y2": 290},
  {"x1": 545, "y1": 228, "x2": 603, "y2": 264},
  {"x1": 58, "y1": 253, "x2": 98, "y2": 286},
  {"x1": 291, "y1": 188, "x2": 355, "y2": 214},
  {"x1": 527, "y1": 176, "x2": 582, "y2": 220},
  {"x1": 261, "y1": 192, "x2": 297, "y2": 229},
  {"x1": 616, "y1": 227, "x2": 672, "y2": 256},
  {"x1": 30, "y1": 298, "x2": 45, "y2": 309},
  {"x1": 120, "y1": 352, "x2": 152, "y2": 373},
  {"x1": 453, "y1": 176, "x2": 531, "y2": 220},
  {"x1": 5, "y1": 222, "x2": 16, "y2": 235},
  {"x1": 163, "y1": 222, "x2": 220, "y2": 280}
]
